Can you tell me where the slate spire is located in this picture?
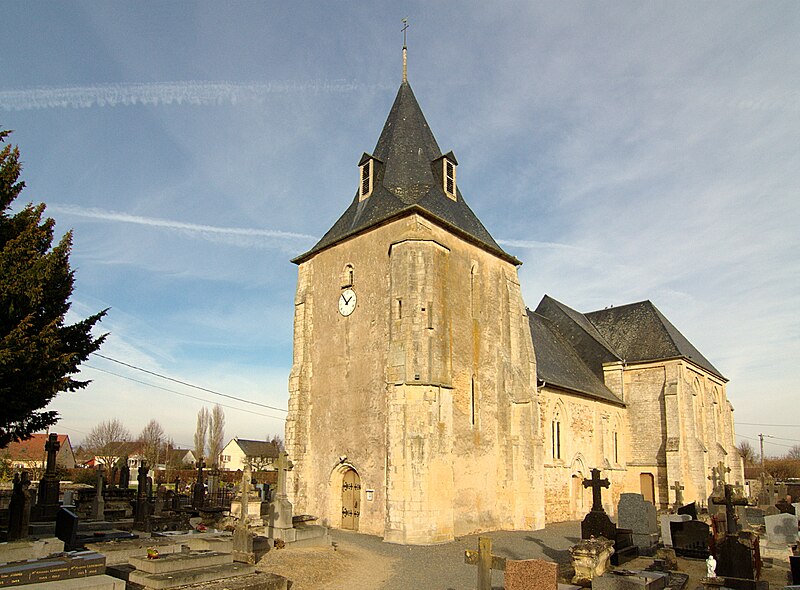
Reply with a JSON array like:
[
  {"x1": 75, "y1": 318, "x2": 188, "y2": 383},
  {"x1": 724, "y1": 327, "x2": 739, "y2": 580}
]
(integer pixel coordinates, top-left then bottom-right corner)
[{"x1": 293, "y1": 65, "x2": 516, "y2": 265}]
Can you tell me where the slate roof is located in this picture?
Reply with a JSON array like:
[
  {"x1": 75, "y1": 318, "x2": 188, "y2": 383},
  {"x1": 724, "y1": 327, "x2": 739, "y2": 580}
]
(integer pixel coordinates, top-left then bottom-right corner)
[
  {"x1": 585, "y1": 300, "x2": 725, "y2": 380},
  {"x1": 530, "y1": 295, "x2": 726, "y2": 402},
  {"x1": 234, "y1": 439, "x2": 280, "y2": 458},
  {"x1": 527, "y1": 311, "x2": 624, "y2": 405},
  {"x1": 292, "y1": 82, "x2": 517, "y2": 265}
]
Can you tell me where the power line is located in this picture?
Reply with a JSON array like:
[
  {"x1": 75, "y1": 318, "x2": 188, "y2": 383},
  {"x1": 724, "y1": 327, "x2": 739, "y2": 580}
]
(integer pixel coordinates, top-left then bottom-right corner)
[
  {"x1": 737, "y1": 422, "x2": 799, "y2": 428},
  {"x1": 92, "y1": 353, "x2": 288, "y2": 413},
  {"x1": 85, "y1": 364, "x2": 287, "y2": 421}
]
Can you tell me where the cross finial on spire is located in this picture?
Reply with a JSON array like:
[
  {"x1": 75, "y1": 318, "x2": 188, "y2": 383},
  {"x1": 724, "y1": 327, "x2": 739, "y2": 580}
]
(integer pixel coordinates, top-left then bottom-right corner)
[{"x1": 401, "y1": 18, "x2": 409, "y2": 83}]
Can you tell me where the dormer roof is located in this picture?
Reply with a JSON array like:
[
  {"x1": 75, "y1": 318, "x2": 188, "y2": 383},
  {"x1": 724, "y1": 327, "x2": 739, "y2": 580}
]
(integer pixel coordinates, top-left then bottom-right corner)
[{"x1": 292, "y1": 82, "x2": 516, "y2": 265}]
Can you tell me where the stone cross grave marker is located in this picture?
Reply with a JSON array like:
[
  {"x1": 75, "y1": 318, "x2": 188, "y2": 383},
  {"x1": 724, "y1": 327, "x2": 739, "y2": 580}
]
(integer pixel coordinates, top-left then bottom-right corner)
[
  {"x1": 35, "y1": 433, "x2": 61, "y2": 516},
  {"x1": 275, "y1": 452, "x2": 293, "y2": 500},
  {"x1": 584, "y1": 468, "x2": 610, "y2": 512},
  {"x1": 671, "y1": 480, "x2": 685, "y2": 511},
  {"x1": 233, "y1": 461, "x2": 255, "y2": 564},
  {"x1": 192, "y1": 458, "x2": 206, "y2": 508},
  {"x1": 7, "y1": 472, "x2": 32, "y2": 541},
  {"x1": 134, "y1": 462, "x2": 148, "y2": 528},
  {"x1": 710, "y1": 484, "x2": 749, "y2": 535},
  {"x1": 465, "y1": 537, "x2": 506, "y2": 590},
  {"x1": 90, "y1": 465, "x2": 105, "y2": 520}
]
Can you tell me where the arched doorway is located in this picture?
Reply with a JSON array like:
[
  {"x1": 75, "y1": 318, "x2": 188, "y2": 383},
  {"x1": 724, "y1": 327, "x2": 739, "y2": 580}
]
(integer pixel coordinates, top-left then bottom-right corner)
[
  {"x1": 572, "y1": 474, "x2": 585, "y2": 519},
  {"x1": 341, "y1": 468, "x2": 361, "y2": 530}
]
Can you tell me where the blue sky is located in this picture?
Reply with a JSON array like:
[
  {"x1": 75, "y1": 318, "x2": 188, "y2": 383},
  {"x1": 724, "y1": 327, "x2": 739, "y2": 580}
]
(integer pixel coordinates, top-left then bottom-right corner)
[{"x1": 2, "y1": 2, "x2": 798, "y2": 456}]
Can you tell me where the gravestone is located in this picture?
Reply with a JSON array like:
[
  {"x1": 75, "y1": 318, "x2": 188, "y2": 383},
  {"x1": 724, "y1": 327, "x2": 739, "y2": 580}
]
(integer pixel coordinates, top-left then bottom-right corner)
[
  {"x1": 504, "y1": 558, "x2": 558, "y2": 590},
  {"x1": 776, "y1": 496, "x2": 796, "y2": 514},
  {"x1": 660, "y1": 514, "x2": 691, "y2": 547},
  {"x1": 55, "y1": 507, "x2": 79, "y2": 550},
  {"x1": 710, "y1": 484, "x2": 749, "y2": 535},
  {"x1": 232, "y1": 463, "x2": 255, "y2": 564},
  {"x1": 671, "y1": 481, "x2": 685, "y2": 513},
  {"x1": 764, "y1": 512, "x2": 799, "y2": 546},
  {"x1": 670, "y1": 519, "x2": 710, "y2": 558},
  {"x1": 6, "y1": 472, "x2": 32, "y2": 541},
  {"x1": 617, "y1": 493, "x2": 658, "y2": 552},
  {"x1": 715, "y1": 535, "x2": 756, "y2": 581},
  {"x1": 569, "y1": 536, "x2": 615, "y2": 586},
  {"x1": 0, "y1": 550, "x2": 106, "y2": 585},
  {"x1": 581, "y1": 468, "x2": 616, "y2": 541},
  {"x1": 708, "y1": 462, "x2": 731, "y2": 510},
  {"x1": 677, "y1": 502, "x2": 697, "y2": 520},
  {"x1": 90, "y1": 465, "x2": 105, "y2": 520},
  {"x1": 118, "y1": 459, "x2": 130, "y2": 489},
  {"x1": 192, "y1": 458, "x2": 206, "y2": 508},
  {"x1": 268, "y1": 452, "x2": 295, "y2": 539},
  {"x1": 790, "y1": 555, "x2": 800, "y2": 585},
  {"x1": 756, "y1": 473, "x2": 774, "y2": 506},
  {"x1": 33, "y1": 433, "x2": 62, "y2": 521},
  {"x1": 134, "y1": 463, "x2": 149, "y2": 530},
  {"x1": 794, "y1": 502, "x2": 800, "y2": 515},
  {"x1": 743, "y1": 507, "x2": 765, "y2": 528}
]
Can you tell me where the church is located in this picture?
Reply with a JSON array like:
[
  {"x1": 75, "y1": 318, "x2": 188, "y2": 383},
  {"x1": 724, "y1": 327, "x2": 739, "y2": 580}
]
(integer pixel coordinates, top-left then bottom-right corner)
[{"x1": 285, "y1": 55, "x2": 743, "y2": 545}]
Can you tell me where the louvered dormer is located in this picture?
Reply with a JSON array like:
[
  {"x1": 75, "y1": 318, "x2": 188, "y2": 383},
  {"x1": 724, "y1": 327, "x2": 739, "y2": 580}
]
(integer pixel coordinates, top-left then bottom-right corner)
[
  {"x1": 358, "y1": 152, "x2": 383, "y2": 201},
  {"x1": 433, "y1": 151, "x2": 458, "y2": 201}
]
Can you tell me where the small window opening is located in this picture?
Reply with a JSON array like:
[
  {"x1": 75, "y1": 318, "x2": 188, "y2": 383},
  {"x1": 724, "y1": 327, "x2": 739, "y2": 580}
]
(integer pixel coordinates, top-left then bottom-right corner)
[
  {"x1": 396, "y1": 299, "x2": 402, "y2": 319},
  {"x1": 360, "y1": 160, "x2": 372, "y2": 200},
  {"x1": 470, "y1": 377, "x2": 476, "y2": 427},
  {"x1": 444, "y1": 159, "x2": 456, "y2": 199},
  {"x1": 342, "y1": 264, "x2": 354, "y2": 288},
  {"x1": 552, "y1": 417, "x2": 561, "y2": 460},
  {"x1": 614, "y1": 432, "x2": 619, "y2": 463}
]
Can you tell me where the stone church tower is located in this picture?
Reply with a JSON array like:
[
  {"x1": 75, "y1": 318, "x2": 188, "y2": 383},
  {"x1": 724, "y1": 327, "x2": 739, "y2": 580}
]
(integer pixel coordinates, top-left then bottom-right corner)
[{"x1": 286, "y1": 76, "x2": 546, "y2": 544}]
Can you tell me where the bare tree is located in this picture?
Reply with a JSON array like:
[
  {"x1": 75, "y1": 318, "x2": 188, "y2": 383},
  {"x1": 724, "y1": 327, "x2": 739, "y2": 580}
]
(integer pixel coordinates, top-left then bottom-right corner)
[
  {"x1": 83, "y1": 419, "x2": 131, "y2": 466},
  {"x1": 785, "y1": 445, "x2": 800, "y2": 461},
  {"x1": 138, "y1": 419, "x2": 166, "y2": 469},
  {"x1": 268, "y1": 434, "x2": 285, "y2": 452},
  {"x1": 737, "y1": 440, "x2": 757, "y2": 466},
  {"x1": 194, "y1": 407, "x2": 209, "y2": 465},
  {"x1": 208, "y1": 404, "x2": 225, "y2": 467}
]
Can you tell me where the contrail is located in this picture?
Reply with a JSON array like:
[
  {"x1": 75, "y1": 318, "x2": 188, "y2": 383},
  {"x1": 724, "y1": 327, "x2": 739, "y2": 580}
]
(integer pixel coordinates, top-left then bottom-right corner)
[
  {"x1": 49, "y1": 204, "x2": 317, "y2": 242},
  {"x1": 0, "y1": 80, "x2": 391, "y2": 111}
]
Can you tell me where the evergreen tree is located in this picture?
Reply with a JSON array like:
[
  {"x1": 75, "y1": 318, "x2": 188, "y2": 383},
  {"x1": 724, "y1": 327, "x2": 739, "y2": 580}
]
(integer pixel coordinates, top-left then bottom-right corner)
[{"x1": 0, "y1": 129, "x2": 107, "y2": 447}]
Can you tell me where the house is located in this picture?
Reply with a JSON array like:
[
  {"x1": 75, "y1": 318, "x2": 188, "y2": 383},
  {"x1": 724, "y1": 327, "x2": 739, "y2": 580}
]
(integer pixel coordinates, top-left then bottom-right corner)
[
  {"x1": 2, "y1": 433, "x2": 76, "y2": 471},
  {"x1": 219, "y1": 438, "x2": 280, "y2": 471}
]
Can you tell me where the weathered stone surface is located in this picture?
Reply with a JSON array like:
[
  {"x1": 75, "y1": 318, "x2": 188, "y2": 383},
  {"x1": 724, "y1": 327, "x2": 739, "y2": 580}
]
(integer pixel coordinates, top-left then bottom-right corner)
[{"x1": 504, "y1": 558, "x2": 557, "y2": 590}]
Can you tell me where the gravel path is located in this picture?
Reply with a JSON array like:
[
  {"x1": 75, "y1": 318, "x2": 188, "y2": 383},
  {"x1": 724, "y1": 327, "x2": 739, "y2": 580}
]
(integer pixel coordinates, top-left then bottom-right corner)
[{"x1": 255, "y1": 521, "x2": 794, "y2": 590}]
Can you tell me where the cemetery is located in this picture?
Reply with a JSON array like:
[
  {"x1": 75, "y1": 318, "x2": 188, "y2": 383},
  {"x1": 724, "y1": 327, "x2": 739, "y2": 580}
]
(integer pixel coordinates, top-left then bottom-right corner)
[{"x1": 2, "y1": 451, "x2": 797, "y2": 589}]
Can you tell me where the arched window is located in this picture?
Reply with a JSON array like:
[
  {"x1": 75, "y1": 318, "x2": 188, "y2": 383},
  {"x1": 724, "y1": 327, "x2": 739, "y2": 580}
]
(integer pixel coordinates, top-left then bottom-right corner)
[{"x1": 342, "y1": 264, "x2": 354, "y2": 288}]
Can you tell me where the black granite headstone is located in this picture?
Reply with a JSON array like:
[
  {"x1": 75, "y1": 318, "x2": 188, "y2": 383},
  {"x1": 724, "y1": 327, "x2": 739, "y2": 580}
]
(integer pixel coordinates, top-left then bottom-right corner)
[
  {"x1": 6, "y1": 472, "x2": 32, "y2": 541},
  {"x1": 55, "y1": 507, "x2": 79, "y2": 550},
  {"x1": 716, "y1": 536, "x2": 755, "y2": 580},
  {"x1": 677, "y1": 502, "x2": 698, "y2": 520},
  {"x1": 791, "y1": 555, "x2": 800, "y2": 585},
  {"x1": 670, "y1": 519, "x2": 710, "y2": 558}
]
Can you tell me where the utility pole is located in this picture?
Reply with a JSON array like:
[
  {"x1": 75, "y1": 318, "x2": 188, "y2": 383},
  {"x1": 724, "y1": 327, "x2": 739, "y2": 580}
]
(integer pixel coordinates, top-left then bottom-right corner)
[{"x1": 759, "y1": 433, "x2": 765, "y2": 473}]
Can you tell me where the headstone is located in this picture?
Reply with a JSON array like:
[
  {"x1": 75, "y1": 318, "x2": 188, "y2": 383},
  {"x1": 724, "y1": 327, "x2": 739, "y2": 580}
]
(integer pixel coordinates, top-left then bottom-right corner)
[
  {"x1": 715, "y1": 535, "x2": 756, "y2": 581},
  {"x1": 134, "y1": 463, "x2": 149, "y2": 530},
  {"x1": 710, "y1": 484, "x2": 749, "y2": 535},
  {"x1": 192, "y1": 458, "x2": 206, "y2": 508},
  {"x1": 790, "y1": 555, "x2": 800, "y2": 585},
  {"x1": 677, "y1": 502, "x2": 698, "y2": 520},
  {"x1": 0, "y1": 550, "x2": 106, "y2": 585},
  {"x1": 776, "y1": 496, "x2": 796, "y2": 514},
  {"x1": 581, "y1": 468, "x2": 616, "y2": 541},
  {"x1": 756, "y1": 473, "x2": 774, "y2": 506},
  {"x1": 617, "y1": 493, "x2": 658, "y2": 551},
  {"x1": 118, "y1": 460, "x2": 130, "y2": 489},
  {"x1": 55, "y1": 507, "x2": 79, "y2": 550},
  {"x1": 504, "y1": 558, "x2": 557, "y2": 590},
  {"x1": 232, "y1": 462, "x2": 255, "y2": 564},
  {"x1": 743, "y1": 507, "x2": 765, "y2": 528},
  {"x1": 764, "y1": 512, "x2": 799, "y2": 546},
  {"x1": 464, "y1": 537, "x2": 506, "y2": 590},
  {"x1": 90, "y1": 465, "x2": 105, "y2": 520},
  {"x1": 659, "y1": 514, "x2": 691, "y2": 547},
  {"x1": 6, "y1": 472, "x2": 32, "y2": 541},
  {"x1": 62, "y1": 489, "x2": 75, "y2": 507},
  {"x1": 671, "y1": 481, "x2": 685, "y2": 513},
  {"x1": 569, "y1": 536, "x2": 615, "y2": 586},
  {"x1": 794, "y1": 502, "x2": 800, "y2": 516},
  {"x1": 670, "y1": 519, "x2": 710, "y2": 558},
  {"x1": 33, "y1": 433, "x2": 62, "y2": 520},
  {"x1": 268, "y1": 452, "x2": 295, "y2": 538}
]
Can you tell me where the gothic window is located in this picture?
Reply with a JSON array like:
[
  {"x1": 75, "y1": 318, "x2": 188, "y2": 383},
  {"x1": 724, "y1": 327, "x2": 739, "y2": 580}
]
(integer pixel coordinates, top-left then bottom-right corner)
[
  {"x1": 443, "y1": 157, "x2": 456, "y2": 200},
  {"x1": 359, "y1": 159, "x2": 373, "y2": 200},
  {"x1": 342, "y1": 264, "x2": 354, "y2": 288},
  {"x1": 552, "y1": 412, "x2": 562, "y2": 460},
  {"x1": 613, "y1": 431, "x2": 619, "y2": 464}
]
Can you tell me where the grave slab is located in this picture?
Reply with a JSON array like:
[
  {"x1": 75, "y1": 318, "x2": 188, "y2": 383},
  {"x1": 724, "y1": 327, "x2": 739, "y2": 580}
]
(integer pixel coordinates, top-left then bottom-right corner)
[
  {"x1": 129, "y1": 550, "x2": 231, "y2": 574},
  {"x1": 129, "y1": 562, "x2": 256, "y2": 589},
  {"x1": 0, "y1": 550, "x2": 105, "y2": 587},
  {"x1": 0, "y1": 538, "x2": 64, "y2": 564},
  {"x1": 592, "y1": 570, "x2": 668, "y2": 590},
  {"x1": 670, "y1": 520, "x2": 710, "y2": 558},
  {"x1": 18, "y1": 574, "x2": 124, "y2": 590}
]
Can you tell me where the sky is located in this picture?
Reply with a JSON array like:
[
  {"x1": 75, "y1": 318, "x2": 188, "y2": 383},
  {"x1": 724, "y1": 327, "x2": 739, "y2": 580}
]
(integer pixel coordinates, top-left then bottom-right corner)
[{"x1": 2, "y1": 2, "x2": 798, "y2": 458}]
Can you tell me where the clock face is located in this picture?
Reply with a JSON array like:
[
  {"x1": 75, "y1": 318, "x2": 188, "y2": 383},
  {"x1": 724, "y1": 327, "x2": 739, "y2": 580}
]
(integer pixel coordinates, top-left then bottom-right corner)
[{"x1": 338, "y1": 288, "x2": 356, "y2": 316}]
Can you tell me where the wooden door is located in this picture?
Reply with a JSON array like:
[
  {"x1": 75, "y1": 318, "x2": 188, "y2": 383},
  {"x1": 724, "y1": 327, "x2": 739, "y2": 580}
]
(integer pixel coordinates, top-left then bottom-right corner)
[
  {"x1": 640, "y1": 473, "x2": 655, "y2": 504},
  {"x1": 341, "y1": 469, "x2": 361, "y2": 530}
]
